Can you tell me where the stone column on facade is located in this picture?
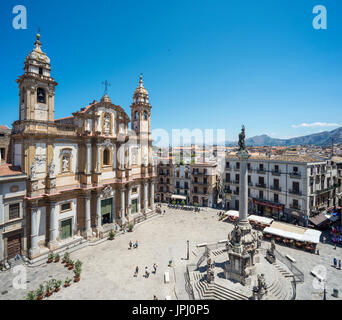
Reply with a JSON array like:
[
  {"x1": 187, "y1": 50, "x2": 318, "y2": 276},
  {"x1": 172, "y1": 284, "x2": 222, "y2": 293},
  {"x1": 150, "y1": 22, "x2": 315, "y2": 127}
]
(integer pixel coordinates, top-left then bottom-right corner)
[
  {"x1": 29, "y1": 205, "x2": 39, "y2": 259},
  {"x1": 113, "y1": 145, "x2": 117, "y2": 169},
  {"x1": 112, "y1": 190, "x2": 116, "y2": 223},
  {"x1": 97, "y1": 194, "x2": 102, "y2": 230},
  {"x1": 96, "y1": 143, "x2": 101, "y2": 173},
  {"x1": 48, "y1": 202, "x2": 58, "y2": 250},
  {"x1": 150, "y1": 182, "x2": 155, "y2": 210},
  {"x1": 86, "y1": 143, "x2": 92, "y2": 174},
  {"x1": 144, "y1": 182, "x2": 148, "y2": 213},
  {"x1": 128, "y1": 186, "x2": 132, "y2": 216},
  {"x1": 83, "y1": 194, "x2": 92, "y2": 239},
  {"x1": 120, "y1": 188, "x2": 127, "y2": 225},
  {"x1": 137, "y1": 184, "x2": 141, "y2": 213}
]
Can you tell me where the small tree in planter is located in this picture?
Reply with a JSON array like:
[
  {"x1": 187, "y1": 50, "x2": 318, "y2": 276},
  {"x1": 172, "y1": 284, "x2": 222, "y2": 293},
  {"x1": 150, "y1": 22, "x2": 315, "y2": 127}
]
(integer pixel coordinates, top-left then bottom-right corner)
[
  {"x1": 108, "y1": 229, "x2": 115, "y2": 240},
  {"x1": 62, "y1": 252, "x2": 70, "y2": 264},
  {"x1": 64, "y1": 277, "x2": 72, "y2": 287},
  {"x1": 68, "y1": 259, "x2": 74, "y2": 270},
  {"x1": 25, "y1": 290, "x2": 36, "y2": 300},
  {"x1": 127, "y1": 223, "x2": 134, "y2": 232},
  {"x1": 45, "y1": 280, "x2": 54, "y2": 297},
  {"x1": 36, "y1": 284, "x2": 44, "y2": 300},
  {"x1": 54, "y1": 253, "x2": 60, "y2": 263},
  {"x1": 73, "y1": 261, "x2": 82, "y2": 282},
  {"x1": 47, "y1": 252, "x2": 54, "y2": 263},
  {"x1": 53, "y1": 279, "x2": 62, "y2": 292}
]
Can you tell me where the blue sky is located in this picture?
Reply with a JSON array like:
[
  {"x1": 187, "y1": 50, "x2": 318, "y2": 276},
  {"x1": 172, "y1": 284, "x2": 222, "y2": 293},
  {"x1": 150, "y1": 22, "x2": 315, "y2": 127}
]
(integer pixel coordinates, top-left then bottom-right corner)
[{"x1": 1, "y1": 0, "x2": 342, "y2": 143}]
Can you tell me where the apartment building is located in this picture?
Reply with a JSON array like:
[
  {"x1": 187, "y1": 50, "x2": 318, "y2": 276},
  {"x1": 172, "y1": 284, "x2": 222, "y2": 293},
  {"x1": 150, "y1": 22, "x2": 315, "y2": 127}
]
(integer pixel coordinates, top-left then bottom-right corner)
[
  {"x1": 173, "y1": 164, "x2": 191, "y2": 203},
  {"x1": 223, "y1": 153, "x2": 341, "y2": 226},
  {"x1": 190, "y1": 163, "x2": 218, "y2": 207},
  {"x1": 155, "y1": 158, "x2": 174, "y2": 203}
]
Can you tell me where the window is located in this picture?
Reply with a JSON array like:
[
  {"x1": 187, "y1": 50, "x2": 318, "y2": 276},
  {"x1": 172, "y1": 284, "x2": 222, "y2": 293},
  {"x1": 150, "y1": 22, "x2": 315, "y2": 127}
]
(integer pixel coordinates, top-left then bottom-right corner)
[
  {"x1": 247, "y1": 163, "x2": 251, "y2": 170},
  {"x1": 9, "y1": 203, "x2": 20, "y2": 220},
  {"x1": 248, "y1": 175, "x2": 251, "y2": 184},
  {"x1": 293, "y1": 199, "x2": 299, "y2": 208},
  {"x1": 226, "y1": 173, "x2": 230, "y2": 181},
  {"x1": 135, "y1": 111, "x2": 138, "y2": 120},
  {"x1": 235, "y1": 174, "x2": 239, "y2": 182},
  {"x1": 103, "y1": 148, "x2": 110, "y2": 165},
  {"x1": 39, "y1": 67, "x2": 43, "y2": 75},
  {"x1": 37, "y1": 87, "x2": 46, "y2": 103},
  {"x1": 132, "y1": 187, "x2": 137, "y2": 194},
  {"x1": 259, "y1": 190, "x2": 264, "y2": 199},
  {"x1": 61, "y1": 202, "x2": 72, "y2": 212},
  {"x1": 259, "y1": 164, "x2": 264, "y2": 171},
  {"x1": 236, "y1": 162, "x2": 240, "y2": 169},
  {"x1": 274, "y1": 194, "x2": 279, "y2": 203},
  {"x1": 203, "y1": 177, "x2": 207, "y2": 184},
  {"x1": 274, "y1": 165, "x2": 279, "y2": 172},
  {"x1": 143, "y1": 111, "x2": 148, "y2": 120},
  {"x1": 293, "y1": 166, "x2": 298, "y2": 173},
  {"x1": 226, "y1": 162, "x2": 230, "y2": 168},
  {"x1": 274, "y1": 179, "x2": 279, "y2": 188}
]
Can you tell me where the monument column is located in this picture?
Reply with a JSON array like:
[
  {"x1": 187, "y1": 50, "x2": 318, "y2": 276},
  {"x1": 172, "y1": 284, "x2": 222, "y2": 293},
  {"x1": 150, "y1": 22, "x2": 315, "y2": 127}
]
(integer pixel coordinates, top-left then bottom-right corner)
[{"x1": 239, "y1": 154, "x2": 249, "y2": 223}]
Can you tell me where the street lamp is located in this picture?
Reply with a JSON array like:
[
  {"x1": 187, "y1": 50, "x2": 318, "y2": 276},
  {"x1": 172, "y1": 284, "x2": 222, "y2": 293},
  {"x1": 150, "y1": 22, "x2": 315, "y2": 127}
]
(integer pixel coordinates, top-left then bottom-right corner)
[
  {"x1": 187, "y1": 240, "x2": 190, "y2": 260},
  {"x1": 323, "y1": 281, "x2": 327, "y2": 300}
]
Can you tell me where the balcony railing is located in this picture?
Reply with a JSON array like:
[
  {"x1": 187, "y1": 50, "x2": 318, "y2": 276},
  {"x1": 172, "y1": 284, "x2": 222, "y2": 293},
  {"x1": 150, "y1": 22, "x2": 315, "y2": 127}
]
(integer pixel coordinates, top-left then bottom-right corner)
[
  {"x1": 256, "y1": 169, "x2": 266, "y2": 174},
  {"x1": 231, "y1": 180, "x2": 239, "y2": 185},
  {"x1": 248, "y1": 182, "x2": 253, "y2": 186},
  {"x1": 289, "y1": 172, "x2": 301, "y2": 179},
  {"x1": 233, "y1": 190, "x2": 239, "y2": 195},
  {"x1": 233, "y1": 166, "x2": 240, "y2": 171},
  {"x1": 224, "y1": 189, "x2": 232, "y2": 194},
  {"x1": 255, "y1": 183, "x2": 266, "y2": 188},
  {"x1": 289, "y1": 204, "x2": 301, "y2": 210},
  {"x1": 271, "y1": 170, "x2": 281, "y2": 176},
  {"x1": 289, "y1": 189, "x2": 302, "y2": 196},
  {"x1": 270, "y1": 185, "x2": 281, "y2": 192}
]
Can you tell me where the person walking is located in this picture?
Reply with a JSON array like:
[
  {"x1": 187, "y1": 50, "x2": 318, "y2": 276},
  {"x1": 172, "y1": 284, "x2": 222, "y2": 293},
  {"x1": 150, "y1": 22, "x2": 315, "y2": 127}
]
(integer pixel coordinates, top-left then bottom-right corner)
[
  {"x1": 153, "y1": 263, "x2": 157, "y2": 274},
  {"x1": 339, "y1": 259, "x2": 341, "y2": 270},
  {"x1": 129, "y1": 241, "x2": 133, "y2": 250},
  {"x1": 135, "y1": 266, "x2": 139, "y2": 277},
  {"x1": 135, "y1": 240, "x2": 139, "y2": 249},
  {"x1": 163, "y1": 210, "x2": 166, "y2": 215},
  {"x1": 145, "y1": 266, "x2": 149, "y2": 278},
  {"x1": 333, "y1": 257, "x2": 337, "y2": 268},
  {"x1": 153, "y1": 295, "x2": 158, "y2": 300}
]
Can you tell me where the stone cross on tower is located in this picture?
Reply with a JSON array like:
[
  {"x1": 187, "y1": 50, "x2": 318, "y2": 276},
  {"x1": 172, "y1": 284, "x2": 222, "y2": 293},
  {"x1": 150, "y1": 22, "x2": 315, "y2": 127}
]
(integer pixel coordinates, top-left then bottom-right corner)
[{"x1": 102, "y1": 80, "x2": 111, "y2": 95}]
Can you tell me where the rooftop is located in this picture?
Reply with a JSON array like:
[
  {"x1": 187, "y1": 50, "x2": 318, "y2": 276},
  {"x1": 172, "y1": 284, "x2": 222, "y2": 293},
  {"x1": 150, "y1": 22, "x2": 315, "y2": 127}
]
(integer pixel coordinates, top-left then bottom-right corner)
[{"x1": 0, "y1": 163, "x2": 25, "y2": 178}]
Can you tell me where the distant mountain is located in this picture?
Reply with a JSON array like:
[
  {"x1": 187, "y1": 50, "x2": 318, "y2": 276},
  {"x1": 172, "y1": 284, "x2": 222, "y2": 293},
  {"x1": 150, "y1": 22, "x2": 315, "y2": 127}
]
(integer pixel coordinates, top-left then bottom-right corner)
[{"x1": 227, "y1": 127, "x2": 342, "y2": 147}]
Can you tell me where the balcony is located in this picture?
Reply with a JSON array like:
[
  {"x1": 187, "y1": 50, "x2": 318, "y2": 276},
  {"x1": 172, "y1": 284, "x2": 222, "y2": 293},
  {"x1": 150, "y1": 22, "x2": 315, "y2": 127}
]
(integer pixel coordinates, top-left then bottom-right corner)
[
  {"x1": 255, "y1": 183, "x2": 266, "y2": 189},
  {"x1": 271, "y1": 170, "x2": 281, "y2": 176},
  {"x1": 289, "y1": 204, "x2": 301, "y2": 210},
  {"x1": 224, "y1": 189, "x2": 232, "y2": 194},
  {"x1": 270, "y1": 185, "x2": 281, "y2": 192},
  {"x1": 233, "y1": 190, "x2": 239, "y2": 195},
  {"x1": 288, "y1": 189, "x2": 302, "y2": 196},
  {"x1": 256, "y1": 169, "x2": 266, "y2": 174},
  {"x1": 233, "y1": 166, "x2": 240, "y2": 171},
  {"x1": 248, "y1": 182, "x2": 253, "y2": 186},
  {"x1": 231, "y1": 180, "x2": 239, "y2": 185},
  {"x1": 289, "y1": 172, "x2": 301, "y2": 179}
]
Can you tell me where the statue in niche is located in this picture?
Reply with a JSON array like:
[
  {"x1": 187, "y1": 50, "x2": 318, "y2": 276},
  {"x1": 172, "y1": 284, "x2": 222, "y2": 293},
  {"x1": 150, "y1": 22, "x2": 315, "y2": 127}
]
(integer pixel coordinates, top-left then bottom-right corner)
[
  {"x1": 104, "y1": 114, "x2": 111, "y2": 134},
  {"x1": 62, "y1": 155, "x2": 70, "y2": 172}
]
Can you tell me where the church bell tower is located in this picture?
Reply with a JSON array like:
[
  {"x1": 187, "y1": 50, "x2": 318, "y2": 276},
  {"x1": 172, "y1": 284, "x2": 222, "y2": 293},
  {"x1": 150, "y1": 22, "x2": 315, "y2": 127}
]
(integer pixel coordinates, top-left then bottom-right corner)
[{"x1": 16, "y1": 32, "x2": 57, "y2": 123}]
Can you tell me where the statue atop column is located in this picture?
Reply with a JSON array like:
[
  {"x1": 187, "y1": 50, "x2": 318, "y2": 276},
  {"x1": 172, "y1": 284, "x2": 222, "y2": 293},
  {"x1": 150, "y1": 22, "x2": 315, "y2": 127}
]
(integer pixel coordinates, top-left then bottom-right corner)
[{"x1": 238, "y1": 125, "x2": 246, "y2": 151}]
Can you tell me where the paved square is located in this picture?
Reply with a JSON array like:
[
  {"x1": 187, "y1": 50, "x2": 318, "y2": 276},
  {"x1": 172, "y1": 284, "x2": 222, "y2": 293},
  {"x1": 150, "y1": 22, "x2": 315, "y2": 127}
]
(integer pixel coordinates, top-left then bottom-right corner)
[{"x1": 0, "y1": 205, "x2": 341, "y2": 300}]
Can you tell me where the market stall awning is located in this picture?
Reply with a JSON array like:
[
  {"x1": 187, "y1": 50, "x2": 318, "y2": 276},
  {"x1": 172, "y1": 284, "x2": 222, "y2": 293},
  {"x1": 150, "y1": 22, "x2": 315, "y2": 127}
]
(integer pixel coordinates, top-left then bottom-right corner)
[
  {"x1": 171, "y1": 195, "x2": 187, "y2": 200},
  {"x1": 224, "y1": 210, "x2": 239, "y2": 218},
  {"x1": 263, "y1": 223, "x2": 321, "y2": 244},
  {"x1": 309, "y1": 212, "x2": 330, "y2": 227},
  {"x1": 248, "y1": 215, "x2": 274, "y2": 225}
]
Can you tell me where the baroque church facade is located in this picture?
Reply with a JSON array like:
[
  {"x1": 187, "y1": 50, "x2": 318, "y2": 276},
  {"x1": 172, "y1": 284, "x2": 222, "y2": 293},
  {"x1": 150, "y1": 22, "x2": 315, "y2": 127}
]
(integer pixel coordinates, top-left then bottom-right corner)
[{"x1": 8, "y1": 33, "x2": 156, "y2": 260}]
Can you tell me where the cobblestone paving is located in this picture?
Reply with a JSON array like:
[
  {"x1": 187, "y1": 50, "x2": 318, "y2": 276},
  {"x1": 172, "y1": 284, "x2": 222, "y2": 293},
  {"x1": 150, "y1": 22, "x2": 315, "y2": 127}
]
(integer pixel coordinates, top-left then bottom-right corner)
[{"x1": 0, "y1": 205, "x2": 341, "y2": 300}]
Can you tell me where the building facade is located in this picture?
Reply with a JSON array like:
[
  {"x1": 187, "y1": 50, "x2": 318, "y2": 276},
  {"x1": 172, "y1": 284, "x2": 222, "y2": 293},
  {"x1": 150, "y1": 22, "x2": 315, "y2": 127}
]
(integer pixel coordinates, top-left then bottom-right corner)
[
  {"x1": 190, "y1": 163, "x2": 218, "y2": 207},
  {"x1": 0, "y1": 164, "x2": 27, "y2": 262},
  {"x1": 223, "y1": 154, "x2": 340, "y2": 226},
  {"x1": 0, "y1": 126, "x2": 11, "y2": 164},
  {"x1": 6, "y1": 33, "x2": 156, "y2": 261}
]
